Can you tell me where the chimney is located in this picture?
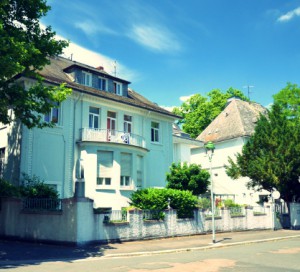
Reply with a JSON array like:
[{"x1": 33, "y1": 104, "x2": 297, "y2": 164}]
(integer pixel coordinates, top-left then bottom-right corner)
[{"x1": 96, "y1": 66, "x2": 104, "y2": 71}]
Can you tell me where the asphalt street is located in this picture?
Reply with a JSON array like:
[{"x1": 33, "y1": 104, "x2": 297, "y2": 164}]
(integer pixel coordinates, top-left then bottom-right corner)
[{"x1": 1, "y1": 236, "x2": 300, "y2": 271}]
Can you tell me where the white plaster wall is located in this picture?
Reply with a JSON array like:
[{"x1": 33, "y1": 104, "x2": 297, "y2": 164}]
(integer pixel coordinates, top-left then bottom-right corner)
[
  {"x1": 191, "y1": 137, "x2": 265, "y2": 205},
  {"x1": 173, "y1": 142, "x2": 191, "y2": 164}
]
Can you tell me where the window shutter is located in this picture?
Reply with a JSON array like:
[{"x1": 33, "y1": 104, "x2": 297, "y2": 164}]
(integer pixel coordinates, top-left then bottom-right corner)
[
  {"x1": 98, "y1": 151, "x2": 113, "y2": 177},
  {"x1": 121, "y1": 153, "x2": 132, "y2": 176},
  {"x1": 137, "y1": 155, "x2": 143, "y2": 188}
]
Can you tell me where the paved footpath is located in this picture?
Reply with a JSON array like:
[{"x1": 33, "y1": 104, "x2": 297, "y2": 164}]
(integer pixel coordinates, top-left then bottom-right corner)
[{"x1": 0, "y1": 229, "x2": 299, "y2": 265}]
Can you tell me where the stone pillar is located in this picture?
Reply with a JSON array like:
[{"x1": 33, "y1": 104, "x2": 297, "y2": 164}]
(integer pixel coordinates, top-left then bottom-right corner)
[{"x1": 74, "y1": 179, "x2": 85, "y2": 198}]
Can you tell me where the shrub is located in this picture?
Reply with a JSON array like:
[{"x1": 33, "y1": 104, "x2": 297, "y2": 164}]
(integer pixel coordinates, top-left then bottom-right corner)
[
  {"x1": 197, "y1": 197, "x2": 211, "y2": 209},
  {"x1": 129, "y1": 188, "x2": 168, "y2": 211},
  {"x1": 166, "y1": 162, "x2": 210, "y2": 196},
  {"x1": 130, "y1": 188, "x2": 197, "y2": 219},
  {"x1": 19, "y1": 174, "x2": 58, "y2": 199},
  {"x1": 166, "y1": 189, "x2": 197, "y2": 218},
  {"x1": 0, "y1": 179, "x2": 19, "y2": 197},
  {"x1": 223, "y1": 199, "x2": 240, "y2": 208}
]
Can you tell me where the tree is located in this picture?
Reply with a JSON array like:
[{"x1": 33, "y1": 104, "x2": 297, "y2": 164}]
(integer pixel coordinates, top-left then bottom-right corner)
[
  {"x1": 130, "y1": 188, "x2": 197, "y2": 219},
  {"x1": 0, "y1": 0, "x2": 71, "y2": 128},
  {"x1": 173, "y1": 88, "x2": 249, "y2": 138},
  {"x1": 273, "y1": 82, "x2": 300, "y2": 119},
  {"x1": 226, "y1": 103, "x2": 300, "y2": 202},
  {"x1": 166, "y1": 162, "x2": 210, "y2": 196}
]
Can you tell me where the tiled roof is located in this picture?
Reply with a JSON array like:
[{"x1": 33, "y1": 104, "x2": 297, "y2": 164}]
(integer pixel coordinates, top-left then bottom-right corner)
[
  {"x1": 34, "y1": 56, "x2": 179, "y2": 119},
  {"x1": 196, "y1": 99, "x2": 267, "y2": 143}
]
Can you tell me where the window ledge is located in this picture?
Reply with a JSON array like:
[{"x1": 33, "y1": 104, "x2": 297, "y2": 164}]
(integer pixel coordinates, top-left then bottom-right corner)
[{"x1": 120, "y1": 186, "x2": 135, "y2": 191}]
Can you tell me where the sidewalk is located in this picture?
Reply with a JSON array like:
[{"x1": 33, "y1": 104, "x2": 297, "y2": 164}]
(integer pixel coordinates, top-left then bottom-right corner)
[{"x1": 0, "y1": 229, "x2": 299, "y2": 265}]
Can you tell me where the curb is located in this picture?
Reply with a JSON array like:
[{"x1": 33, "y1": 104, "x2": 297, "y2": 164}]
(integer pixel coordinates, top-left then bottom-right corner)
[{"x1": 102, "y1": 234, "x2": 300, "y2": 258}]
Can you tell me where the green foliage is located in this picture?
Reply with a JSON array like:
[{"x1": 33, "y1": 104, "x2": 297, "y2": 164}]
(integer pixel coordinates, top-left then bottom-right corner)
[
  {"x1": 173, "y1": 88, "x2": 249, "y2": 138},
  {"x1": 197, "y1": 197, "x2": 211, "y2": 209},
  {"x1": 20, "y1": 174, "x2": 58, "y2": 199},
  {"x1": 0, "y1": 0, "x2": 71, "y2": 128},
  {"x1": 166, "y1": 162, "x2": 210, "y2": 195},
  {"x1": 167, "y1": 189, "x2": 198, "y2": 218},
  {"x1": 273, "y1": 82, "x2": 300, "y2": 119},
  {"x1": 226, "y1": 103, "x2": 300, "y2": 202},
  {"x1": 0, "y1": 178, "x2": 19, "y2": 197},
  {"x1": 130, "y1": 188, "x2": 169, "y2": 210},
  {"x1": 130, "y1": 188, "x2": 197, "y2": 219},
  {"x1": 223, "y1": 199, "x2": 240, "y2": 208},
  {"x1": 0, "y1": 174, "x2": 58, "y2": 199}
]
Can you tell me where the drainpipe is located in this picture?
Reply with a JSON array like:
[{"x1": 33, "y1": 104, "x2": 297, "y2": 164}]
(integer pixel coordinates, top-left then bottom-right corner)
[{"x1": 72, "y1": 92, "x2": 83, "y2": 197}]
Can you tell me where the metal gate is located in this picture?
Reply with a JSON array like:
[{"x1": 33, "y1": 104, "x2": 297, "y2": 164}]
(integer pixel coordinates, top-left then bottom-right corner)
[{"x1": 275, "y1": 202, "x2": 290, "y2": 229}]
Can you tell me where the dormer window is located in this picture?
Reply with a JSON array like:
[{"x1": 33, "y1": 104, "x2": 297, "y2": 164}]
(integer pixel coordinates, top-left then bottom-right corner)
[
  {"x1": 114, "y1": 82, "x2": 122, "y2": 95},
  {"x1": 98, "y1": 77, "x2": 107, "y2": 91},
  {"x1": 82, "y1": 71, "x2": 92, "y2": 87}
]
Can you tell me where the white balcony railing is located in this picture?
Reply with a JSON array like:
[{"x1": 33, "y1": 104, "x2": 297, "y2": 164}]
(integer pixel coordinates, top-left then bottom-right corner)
[{"x1": 80, "y1": 128, "x2": 146, "y2": 149}]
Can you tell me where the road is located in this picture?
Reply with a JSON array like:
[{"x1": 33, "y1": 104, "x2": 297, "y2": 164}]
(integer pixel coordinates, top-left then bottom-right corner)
[{"x1": 2, "y1": 237, "x2": 300, "y2": 271}]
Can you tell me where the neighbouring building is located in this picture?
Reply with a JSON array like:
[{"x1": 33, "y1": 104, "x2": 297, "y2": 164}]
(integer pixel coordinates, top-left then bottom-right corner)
[
  {"x1": 172, "y1": 123, "x2": 203, "y2": 164},
  {"x1": 0, "y1": 56, "x2": 180, "y2": 210},
  {"x1": 191, "y1": 97, "x2": 269, "y2": 205}
]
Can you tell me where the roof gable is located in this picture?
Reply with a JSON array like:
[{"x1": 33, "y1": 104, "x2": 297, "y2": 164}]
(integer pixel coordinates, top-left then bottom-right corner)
[
  {"x1": 196, "y1": 99, "x2": 267, "y2": 143},
  {"x1": 34, "y1": 56, "x2": 179, "y2": 119}
]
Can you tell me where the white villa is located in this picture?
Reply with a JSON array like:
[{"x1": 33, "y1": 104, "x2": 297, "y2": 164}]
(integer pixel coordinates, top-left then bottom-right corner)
[
  {"x1": 0, "y1": 56, "x2": 196, "y2": 210},
  {"x1": 1, "y1": 55, "x2": 269, "y2": 209},
  {"x1": 191, "y1": 98, "x2": 269, "y2": 205}
]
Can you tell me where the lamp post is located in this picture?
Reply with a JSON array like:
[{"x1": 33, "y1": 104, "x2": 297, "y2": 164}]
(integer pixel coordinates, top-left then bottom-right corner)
[{"x1": 205, "y1": 141, "x2": 216, "y2": 244}]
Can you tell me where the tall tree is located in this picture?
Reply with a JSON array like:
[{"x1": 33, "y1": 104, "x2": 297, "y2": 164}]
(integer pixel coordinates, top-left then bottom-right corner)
[
  {"x1": 166, "y1": 162, "x2": 210, "y2": 196},
  {"x1": 226, "y1": 103, "x2": 300, "y2": 202},
  {"x1": 0, "y1": 0, "x2": 71, "y2": 128},
  {"x1": 273, "y1": 82, "x2": 300, "y2": 119},
  {"x1": 173, "y1": 88, "x2": 249, "y2": 138}
]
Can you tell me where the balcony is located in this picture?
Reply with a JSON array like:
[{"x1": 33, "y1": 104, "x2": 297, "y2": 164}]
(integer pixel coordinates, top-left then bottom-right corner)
[{"x1": 80, "y1": 128, "x2": 146, "y2": 149}]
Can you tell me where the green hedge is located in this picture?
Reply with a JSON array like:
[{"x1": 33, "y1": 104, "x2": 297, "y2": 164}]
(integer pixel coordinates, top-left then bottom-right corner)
[
  {"x1": 0, "y1": 174, "x2": 58, "y2": 199},
  {"x1": 130, "y1": 188, "x2": 197, "y2": 219}
]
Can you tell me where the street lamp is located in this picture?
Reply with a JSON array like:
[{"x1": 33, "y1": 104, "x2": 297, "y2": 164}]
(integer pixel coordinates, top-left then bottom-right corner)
[{"x1": 205, "y1": 141, "x2": 216, "y2": 244}]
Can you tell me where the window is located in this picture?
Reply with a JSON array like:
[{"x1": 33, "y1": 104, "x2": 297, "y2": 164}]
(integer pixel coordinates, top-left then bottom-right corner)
[
  {"x1": 113, "y1": 82, "x2": 122, "y2": 95},
  {"x1": 120, "y1": 153, "x2": 132, "y2": 187},
  {"x1": 97, "y1": 151, "x2": 113, "y2": 186},
  {"x1": 44, "y1": 102, "x2": 60, "y2": 124},
  {"x1": 0, "y1": 148, "x2": 5, "y2": 178},
  {"x1": 98, "y1": 77, "x2": 107, "y2": 91},
  {"x1": 123, "y1": 115, "x2": 132, "y2": 133},
  {"x1": 82, "y1": 71, "x2": 92, "y2": 87},
  {"x1": 151, "y1": 121, "x2": 160, "y2": 142},
  {"x1": 89, "y1": 107, "x2": 100, "y2": 129},
  {"x1": 107, "y1": 111, "x2": 116, "y2": 139},
  {"x1": 97, "y1": 177, "x2": 111, "y2": 186},
  {"x1": 136, "y1": 155, "x2": 143, "y2": 189}
]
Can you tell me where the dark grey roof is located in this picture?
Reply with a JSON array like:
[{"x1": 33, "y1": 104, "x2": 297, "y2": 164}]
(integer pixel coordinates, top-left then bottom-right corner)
[
  {"x1": 35, "y1": 56, "x2": 179, "y2": 119},
  {"x1": 196, "y1": 99, "x2": 267, "y2": 143}
]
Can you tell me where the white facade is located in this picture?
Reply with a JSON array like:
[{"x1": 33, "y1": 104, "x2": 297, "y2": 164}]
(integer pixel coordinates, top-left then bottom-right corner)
[
  {"x1": 191, "y1": 137, "x2": 268, "y2": 206},
  {"x1": 3, "y1": 57, "x2": 178, "y2": 210}
]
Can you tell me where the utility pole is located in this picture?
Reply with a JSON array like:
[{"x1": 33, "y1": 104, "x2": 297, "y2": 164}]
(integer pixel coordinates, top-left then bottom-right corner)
[{"x1": 243, "y1": 85, "x2": 254, "y2": 100}]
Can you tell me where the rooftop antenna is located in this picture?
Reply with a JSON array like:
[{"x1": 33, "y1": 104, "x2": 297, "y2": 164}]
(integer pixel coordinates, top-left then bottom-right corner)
[
  {"x1": 243, "y1": 85, "x2": 254, "y2": 100},
  {"x1": 113, "y1": 60, "x2": 117, "y2": 77}
]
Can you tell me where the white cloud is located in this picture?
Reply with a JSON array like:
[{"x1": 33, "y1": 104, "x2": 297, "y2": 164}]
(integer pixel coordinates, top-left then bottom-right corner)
[
  {"x1": 39, "y1": 22, "x2": 140, "y2": 83},
  {"x1": 61, "y1": 40, "x2": 139, "y2": 82},
  {"x1": 179, "y1": 95, "x2": 194, "y2": 102},
  {"x1": 160, "y1": 105, "x2": 176, "y2": 112},
  {"x1": 277, "y1": 7, "x2": 300, "y2": 22},
  {"x1": 74, "y1": 20, "x2": 117, "y2": 36},
  {"x1": 129, "y1": 24, "x2": 181, "y2": 53}
]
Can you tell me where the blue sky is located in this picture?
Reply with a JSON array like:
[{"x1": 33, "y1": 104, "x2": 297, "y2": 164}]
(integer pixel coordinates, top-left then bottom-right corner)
[{"x1": 44, "y1": 0, "x2": 300, "y2": 109}]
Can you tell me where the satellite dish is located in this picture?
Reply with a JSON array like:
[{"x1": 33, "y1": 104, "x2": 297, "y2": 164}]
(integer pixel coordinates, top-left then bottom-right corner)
[{"x1": 272, "y1": 191, "x2": 280, "y2": 200}]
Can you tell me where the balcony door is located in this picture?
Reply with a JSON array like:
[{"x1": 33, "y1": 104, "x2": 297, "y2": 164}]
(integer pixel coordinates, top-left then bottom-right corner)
[{"x1": 107, "y1": 111, "x2": 116, "y2": 140}]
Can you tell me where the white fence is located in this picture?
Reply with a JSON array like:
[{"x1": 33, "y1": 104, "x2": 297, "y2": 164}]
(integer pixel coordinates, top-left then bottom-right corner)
[{"x1": 0, "y1": 197, "x2": 274, "y2": 245}]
